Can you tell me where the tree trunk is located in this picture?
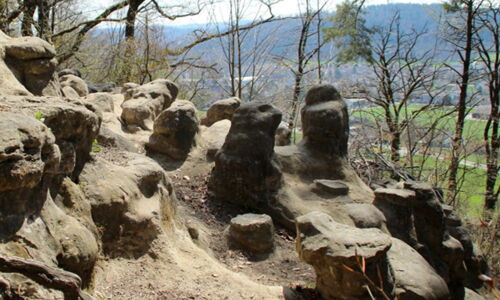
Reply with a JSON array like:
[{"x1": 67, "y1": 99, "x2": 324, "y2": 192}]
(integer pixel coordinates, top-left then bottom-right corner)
[
  {"x1": 447, "y1": 0, "x2": 474, "y2": 205},
  {"x1": 37, "y1": 0, "x2": 51, "y2": 40},
  {"x1": 22, "y1": 0, "x2": 37, "y2": 36},
  {"x1": 125, "y1": 0, "x2": 142, "y2": 39},
  {"x1": 484, "y1": 87, "x2": 499, "y2": 210}
]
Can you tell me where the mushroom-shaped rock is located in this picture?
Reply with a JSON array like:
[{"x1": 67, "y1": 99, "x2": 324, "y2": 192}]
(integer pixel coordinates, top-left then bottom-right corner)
[
  {"x1": 209, "y1": 102, "x2": 282, "y2": 209},
  {"x1": 0, "y1": 32, "x2": 61, "y2": 96},
  {"x1": 296, "y1": 211, "x2": 393, "y2": 300},
  {"x1": 301, "y1": 84, "x2": 349, "y2": 157},
  {"x1": 201, "y1": 119, "x2": 231, "y2": 159},
  {"x1": 121, "y1": 79, "x2": 178, "y2": 130},
  {"x1": 201, "y1": 97, "x2": 241, "y2": 126},
  {"x1": 146, "y1": 100, "x2": 200, "y2": 160},
  {"x1": 228, "y1": 213, "x2": 274, "y2": 253},
  {"x1": 60, "y1": 74, "x2": 89, "y2": 97},
  {"x1": 388, "y1": 238, "x2": 450, "y2": 300},
  {"x1": 85, "y1": 92, "x2": 114, "y2": 113},
  {"x1": 275, "y1": 122, "x2": 291, "y2": 146}
]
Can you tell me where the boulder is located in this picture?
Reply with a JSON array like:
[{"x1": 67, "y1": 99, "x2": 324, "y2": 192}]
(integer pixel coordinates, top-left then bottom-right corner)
[
  {"x1": 58, "y1": 69, "x2": 81, "y2": 78},
  {"x1": 201, "y1": 97, "x2": 241, "y2": 126},
  {"x1": 87, "y1": 82, "x2": 116, "y2": 94},
  {"x1": 85, "y1": 92, "x2": 114, "y2": 113},
  {"x1": 301, "y1": 84, "x2": 349, "y2": 157},
  {"x1": 121, "y1": 79, "x2": 178, "y2": 130},
  {"x1": 296, "y1": 211, "x2": 393, "y2": 299},
  {"x1": 275, "y1": 122, "x2": 291, "y2": 146},
  {"x1": 209, "y1": 102, "x2": 282, "y2": 209},
  {"x1": 61, "y1": 86, "x2": 79, "y2": 100},
  {"x1": 60, "y1": 74, "x2": 89, "y2": 97},
  {"x1": 121, "y1": 82, "x2": 139, "y2": 101},
  {"x1": 146, "y1": 100, "x2": 200, "y2": 160},
  {"x1": 0, "y1": 33, "x2": 61, "y2": 97},
  {"x1": 388, "y1": 238, "x2": 450, "y2": 300},
  {"x1": 79, "y1": 154, "x2": 176, "y2": 257},
  {"x1": 227, "y1": 214, "x2": 274, "y2": 253},
  {"x1": 201, "y1": 119, "x2": 231, "y2": 159}
]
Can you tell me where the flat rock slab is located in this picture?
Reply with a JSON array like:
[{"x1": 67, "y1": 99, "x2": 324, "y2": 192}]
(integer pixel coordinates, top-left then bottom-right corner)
[
  {"x1": 374, "y1": 188, "x2": 416, "y2": 206},
  {"x1": 313, "y1": 179, "x2": 349, "y2": 196}
]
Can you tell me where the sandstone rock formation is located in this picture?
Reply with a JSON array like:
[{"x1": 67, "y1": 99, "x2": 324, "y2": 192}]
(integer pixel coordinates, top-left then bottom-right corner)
[
  {"x1": 60, "y1": 74, "x2": 89, "y2": 97},
  {"x1": 121, "y1": 79, "x2": 178, "y2": 130},
  {"x1": 0, "y1": 31, "x2": 61, "y2": 96},
  {"x1": 275, "y1": 122, "x2": 291, "y2": 146},
  {"x1": 296, "y1": 211, "x2": 394, "y2": 299},
  {"x1": 201, "y1": 119, "x2": 231, "y2": 159},
  {"x1": 209, "y1": 101, "x2": 282, "y2": 209},
  {"x1": 201, "y1": 97, "x2": 241, "y2": 126},
  {"x1": 227, "y1": 214, "x2": 274, "y2": 253},
  {"x1": 146, "y1": 100, "x2": 200, "y2": 160},
  {"x1": 85, "y1": 92, "x2": 114, "y2": 113},
  {"x1": 79, "y1": 153, "x2": 176, "y2": 257}
]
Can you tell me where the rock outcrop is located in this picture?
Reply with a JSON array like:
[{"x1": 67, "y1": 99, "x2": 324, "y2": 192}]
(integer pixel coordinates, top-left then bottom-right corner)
[
  {"x1": 79, "y1": 153, "x2": 176, "y2": 257},
  {"x1": 200, "y1": 119, "x2": 231, "y2": 159},
  {"x1": 209, "y1": 102, "x2": 282, "y2": 209},
  {"x1": 201, "y1": 97, "x2": 241, "y2": 126},
  {"x1": 121, "y1": 79, "x2": 178, "y2": 130},
  {"x1": 0, "y1": 31, "x2": 61, "y2": 96},
  {"x1": 85, "y1": 92, "x2": 115, "y2": 113},
  {"x1": 146, "y1": 100, "x2": 200, "y2": 160},
  {"x1": 296, "y1": 211, "x2": 394, "y2": 299},
  {"x1": 275, "y1": 122, "x2": 291, "y2": 146},
  {"x1": 373, "y1": 180, "x2": 487, "y2": 297},
  {"x1": 60, "y1": 74, "x2": 89, "y2": 97}
]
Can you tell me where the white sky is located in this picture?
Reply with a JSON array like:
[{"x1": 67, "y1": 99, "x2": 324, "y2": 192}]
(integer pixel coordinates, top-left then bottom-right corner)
[{"x1": 88, "y1": 0, "x2": 441, "y2": 26}]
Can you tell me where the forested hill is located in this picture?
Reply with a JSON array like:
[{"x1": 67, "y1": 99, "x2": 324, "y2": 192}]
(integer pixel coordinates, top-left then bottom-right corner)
[{"x1": 157, "y1": 3, "x2": 443, "y2": 57}]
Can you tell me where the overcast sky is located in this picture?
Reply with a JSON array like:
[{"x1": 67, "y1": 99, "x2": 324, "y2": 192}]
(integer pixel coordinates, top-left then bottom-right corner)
[{"x1": 88, "y1": 0, "x2": 441, "y2": 26}]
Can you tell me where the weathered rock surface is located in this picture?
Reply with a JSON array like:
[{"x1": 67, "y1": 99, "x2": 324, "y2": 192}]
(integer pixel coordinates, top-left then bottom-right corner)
[
  {"x1": 121, "y1": 79, "x2": 178, "y2": 130},
  {"x1": 201, "y1": 119, "x2": 231, "y2": 159},
  {"x1": 301, "y1": 84, "x2": 349, "y2": 157},
  {"x1": 87, "y1": 82, "x2": 116, "y2": 94},
  {"x1": 58, "y1": 68, "x2": 81, "y2": 78},
  {"x1": 373, "y1": 180, "x2": 483, "y2": 296},
  {"x1": 0, "y1": 95, "x2": 101, "y2": 179},
  {"x1": 121, "y1": 82, "x2": 139, "y2": 101},
  {"x1": 0, "y1": 31, "x2": 61, "y2": 97},
  {"x1": 201, "y1": 97, "x2": 241, "y2": 126},
  {"x1": 146, "y1": 100, "x2": 200, "y2": 160},
  {"x1": 296, "y1": 211, "x2": 393, "y2": 299},
  {"x1": 387, "y1": 237, "x2": 450, "y2": 300},
  {"x1": 79, "y1": 154, "x2": 176, "y2": 257},
  {"x1": 343, "y1": 203, "x2": 388, "y2": 231},
  {"x1": 0, "y1": 112, "x2": 60, "y2": 238},
  {"x1": 97, "y1": 127, "x2": 138, "y2": 153},
  {"x1": 85, "y1": 92, "x2": 114, "y2": 113},
  {"x1": 275, "y1": 122, "x2": 291, "y2": 146},
  {"x1": 228, "y1": 214, "x2": 274, "y2": 253},
  {"x1": 312, "y1": 179, "x2": 349, "y2": 196},
  {"x1": 60, "y1": 74, "x2": 89, "y2": 97},
  {"x1": 209, "y1": 102, "x2": 282, "y2": 209}
]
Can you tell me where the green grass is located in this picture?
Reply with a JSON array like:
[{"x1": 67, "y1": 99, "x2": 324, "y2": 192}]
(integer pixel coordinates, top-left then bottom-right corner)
[
  {"x1": 198, "y1": 110, "x2": 206, "y2": 117},
  {"x1": 405, "y1": 154, "x2": 497, "y2": 217},
  {"x1": 352, "y1": 105, "x2": 489, "y2": 142}
]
